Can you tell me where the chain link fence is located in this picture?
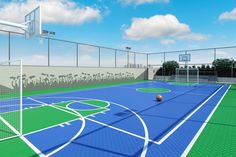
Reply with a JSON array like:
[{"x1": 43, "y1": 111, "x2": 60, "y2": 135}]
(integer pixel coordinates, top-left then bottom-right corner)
[
  {"x1": 1, "y1": 29, "x2": 236, "y2": 83},
  {"x1": 148, "y1": 47, "x2": 236, "y2": 82},
  {"x1": 0, "y1": 30, "x2": 148, "y2": 68}
]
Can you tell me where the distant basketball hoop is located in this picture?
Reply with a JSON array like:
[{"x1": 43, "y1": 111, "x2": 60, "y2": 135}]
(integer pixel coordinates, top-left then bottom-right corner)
[{"x1": 179, "y1": 54, "x2": 191, "y2": 62}]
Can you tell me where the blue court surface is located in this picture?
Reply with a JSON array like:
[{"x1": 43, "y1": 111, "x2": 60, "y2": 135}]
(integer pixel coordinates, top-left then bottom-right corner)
[{"x1": 0, "y1": 81, "x2": 229, "y2": 157}]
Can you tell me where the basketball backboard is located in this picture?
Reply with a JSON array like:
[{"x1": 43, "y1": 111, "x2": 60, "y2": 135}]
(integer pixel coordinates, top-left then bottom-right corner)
[
  {"x1": 179, "y1": 54, "x2": 191, "y2": 62},
  {"x1": 25, "y1": 6, "x2": 42, "y2": 39}
]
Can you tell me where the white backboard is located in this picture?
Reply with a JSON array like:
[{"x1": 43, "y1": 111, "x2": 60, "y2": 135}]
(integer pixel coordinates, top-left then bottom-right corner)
[
  {"x1": 179, "y1": 54, "x2": 191, "y2": 62},
  {"x1": 25, "y1": 6, "x2": 41, "y2": 38}
]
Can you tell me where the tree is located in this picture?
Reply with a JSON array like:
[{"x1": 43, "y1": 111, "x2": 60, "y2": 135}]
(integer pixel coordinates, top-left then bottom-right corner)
[
  {"x1": 163, "y1": 61, "x2": 179, "y2": 75},
  {"x1": 213, "y1": 58, "x2": 234, "y2": 77}
]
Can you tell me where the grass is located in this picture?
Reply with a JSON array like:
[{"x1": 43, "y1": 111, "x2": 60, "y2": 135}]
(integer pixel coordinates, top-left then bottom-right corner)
[{"x1": 188, "y1": 85, "x2": 236, "y2": 157}]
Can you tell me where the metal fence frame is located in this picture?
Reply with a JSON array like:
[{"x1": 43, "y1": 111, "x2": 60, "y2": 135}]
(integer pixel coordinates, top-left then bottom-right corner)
[
  {"x1": 0, "y1": 29, "x2": 148, "y2": 68},
  {"x1": 1, "y1": 29, "x2": 236, "y2": 74},
  {"x1": 148, "y1": 44, "x2": 236, "y2": 79}
]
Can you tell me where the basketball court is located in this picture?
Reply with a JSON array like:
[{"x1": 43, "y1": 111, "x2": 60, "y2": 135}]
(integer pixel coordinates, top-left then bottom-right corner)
[{"x1": 0, "y1": 5, "x2": 236, "y2": 157}]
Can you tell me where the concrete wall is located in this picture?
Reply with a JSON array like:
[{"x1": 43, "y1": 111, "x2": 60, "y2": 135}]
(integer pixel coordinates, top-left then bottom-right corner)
[
  {"x1": 0, "y1": 66, "x2": 148, "y2": 90},
  {"x1": 217, "y1": 77, "x2": 236, "y2": 84},
  {"x1": 152, "y1": 75, "x2": 236, "y2": 84},
  {"x1": 148, "y1": 68, "x2": 159, "y2": 80}
]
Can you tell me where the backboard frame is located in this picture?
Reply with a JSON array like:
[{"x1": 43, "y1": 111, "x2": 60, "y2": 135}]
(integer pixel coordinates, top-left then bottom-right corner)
[
  {"x1": 25, "y1": 6, "x2": 42, "y2": 39},
  {"x1": 179, "y1": 54, "x2": 191, "y2": 62}
]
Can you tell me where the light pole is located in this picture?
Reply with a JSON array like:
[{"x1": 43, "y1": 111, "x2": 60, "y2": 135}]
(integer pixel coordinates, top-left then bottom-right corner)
[
  {"x1": 126, "y1": 47, "x2": 131, "y2": 68},
  {"x1": 231, "y1": 58, "x2": 234, "y2": 78}
]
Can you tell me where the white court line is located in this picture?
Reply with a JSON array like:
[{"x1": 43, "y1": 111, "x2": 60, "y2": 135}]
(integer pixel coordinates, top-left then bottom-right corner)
[
  {"x1": 28, "y1": 97, "x2": 86, "y2": 157},
  {"x1": 0, "y1": 104, "x2": 41, "y2": 108},
  {"x1": 0, "y1": 115, "x2": 45, "y2": 157},
  {"x1": 76, "y1": 100, "x2": 110, "y2": 108},
  {"x1": 110, "y1": 101, "x2": 149, "y2": 157},
  {"x1": 181, "y1": 85, "x2": 231, "y2": 157},
  {"x1": 0, "y1": 135, "x2": 19, "y2": 142},
  {"x1": 0, "y1": 104, "x2": 45, "y2": 115},
  {"x1": 86, "y1": 117, "x2": 159, "y2": 145},
  {"x1": 46, "y1": 104, "x2": 85, "y2": 157},
  {"x1": 68, "y1": 100, "x2": 109, "y2": 111},
  {"x1": 24, "y1": 118, "x2": 81, "y2": 136},
  {"x1": 27, "y1": 97, "x2": 48, "y2": 105},
  {"x1": 28, "y1": 96, "x2": 150, "y2": 157},
  {"x1": 157, "y1": 85, "x2": 224, "y2": 145},
  {"x1": 65, "y1": 122, "x2": 70, "y2": 125}
]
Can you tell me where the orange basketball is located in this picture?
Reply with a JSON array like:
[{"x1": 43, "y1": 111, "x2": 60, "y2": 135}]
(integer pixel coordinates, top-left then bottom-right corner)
[{"x1": 156, "y1": 95, "x2": 163, "y2": 102}]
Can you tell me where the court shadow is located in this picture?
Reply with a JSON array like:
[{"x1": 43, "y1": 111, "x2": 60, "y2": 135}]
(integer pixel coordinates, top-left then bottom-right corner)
[{"x1": 72, "y1": 141, "x2": 131, "y2": 157}]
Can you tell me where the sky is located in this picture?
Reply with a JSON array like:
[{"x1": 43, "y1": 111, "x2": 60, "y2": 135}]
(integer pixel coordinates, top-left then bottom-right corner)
[{"x1": 0, "y1": 0, "x2": 236, "y2": 66}]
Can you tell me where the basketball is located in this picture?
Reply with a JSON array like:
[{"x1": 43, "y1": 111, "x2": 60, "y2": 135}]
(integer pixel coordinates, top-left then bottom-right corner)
[{"x1": 156, "y1": 95, "x2": 163, "y2": 102}]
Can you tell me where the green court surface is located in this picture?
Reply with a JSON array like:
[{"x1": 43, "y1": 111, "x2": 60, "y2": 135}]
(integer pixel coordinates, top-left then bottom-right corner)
[
  {"x1": 0, "y1": 137, "x2": 38, "y2": 157},
  {"x1": 0, "y1": 80, "x2": 146, "y2": 100},
  {"x1": 2, "y1": 100, "x2": 109, "y2": 135},
  {"x1": 0, "y1": 119, "x2": 17, "y2": 140},
  {"x1": 80, "y1": 100, "x2": 109, "y2": 108},
  {"x1": 3, "y1": 105, "x2": 78, "y2": 134},
  {"x1": 55, "y1": 100, "x2": 109, "y2": 117},
  {"x1": 0, "y1": 99, "x2": 109, "y2": 156},
  {"x1": 1, "y1": 82, "x2": 235, "y2": 157},
  {"x1": 136, "y1": 87, "x2": 171, "y2": 93},
  {"x1": 188, "y1": 85, "x2": 236, "y2": 156}
]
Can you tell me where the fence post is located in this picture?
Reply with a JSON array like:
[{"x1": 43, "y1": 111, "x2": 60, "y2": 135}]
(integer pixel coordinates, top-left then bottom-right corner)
[
  {"x1": 48, "y1": 38, "x2": 50, "y2": 66},
  {"x1": 134, "y1": 52, "x2": 136, "y2": 68},
  {"x1": 115, "y1": 49, "x2": 117, "y2": 68},
  {"x1": 98, "y1": 47, "x2": 101, "y2": 67},
  {"x1": 76, "y1": 43, "x2": 79, "y2": 67},
  {"x1": 127, "y1": 51, "x2": 129, "y2": 68},
  {"x1": 231, "y1": 60, "x2": 234, "y2": 78},
  {"x1": 8, "y1": 32, "x2": 11, "y2": 65},
  {"x1": 146, "y1": 53, "x2": 149, "y2": 68},
  {"x1": 163, "y1": 52, "x2": 166, "y2": 81},
  {"x1": 214, "y1": 48, "x2": 217, "y2": 79}
]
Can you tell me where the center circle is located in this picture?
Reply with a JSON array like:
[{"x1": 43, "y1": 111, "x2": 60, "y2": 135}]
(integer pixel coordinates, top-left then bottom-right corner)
[{"x1": 136, "y1": 87, "x2": 171, "y2": 93}]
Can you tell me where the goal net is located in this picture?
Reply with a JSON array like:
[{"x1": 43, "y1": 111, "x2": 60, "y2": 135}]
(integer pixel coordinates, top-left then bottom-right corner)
[
  {"x1": 176, "y1": 68, "x2": 199, "y2": 83},
  {"x1": 0, "y1": 60, "x2": 22, "y2": 141}
]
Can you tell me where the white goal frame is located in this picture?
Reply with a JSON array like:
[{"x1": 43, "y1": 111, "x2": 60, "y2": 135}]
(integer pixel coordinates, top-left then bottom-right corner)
[
  {"x1": 176, "y1": 68, "x2": 199, "y2": 83},
  {"x1": 0, "y1": 59, "x2": 23, "y2": 141}
]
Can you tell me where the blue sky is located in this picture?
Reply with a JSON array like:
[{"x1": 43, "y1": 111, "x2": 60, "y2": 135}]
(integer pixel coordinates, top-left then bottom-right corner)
[
  {"x1": 0, "y1": 0, "x2": 236, "y2": 66},
  {"x1": 41, "y1": 0, "x2": 236, "y2": 52}
]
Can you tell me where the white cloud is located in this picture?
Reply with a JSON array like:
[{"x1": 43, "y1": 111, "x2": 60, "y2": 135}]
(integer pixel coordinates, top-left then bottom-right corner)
[
  {"x1": 160, "y1": 39, "x2": 175, "y2": 45},
  {"x1": 124, "y1": 14, "x2": 208, "y2": 42},
  {"x1": 219, "y1": 8, "x2": 236, "y2": 21},
  {"x1": 0, "y1": 0, "x2": 102, "y2": 25},
  {"x1": 118, "y1": 0, "x2": 169, "y2": 5},
  {"x1": 177, "y1": 33, "x2": 208, "y2": 41}
]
